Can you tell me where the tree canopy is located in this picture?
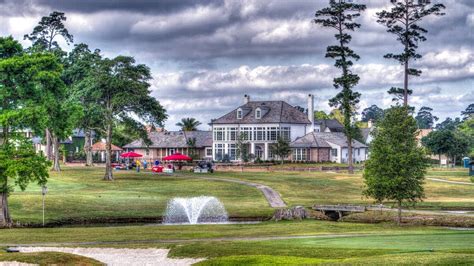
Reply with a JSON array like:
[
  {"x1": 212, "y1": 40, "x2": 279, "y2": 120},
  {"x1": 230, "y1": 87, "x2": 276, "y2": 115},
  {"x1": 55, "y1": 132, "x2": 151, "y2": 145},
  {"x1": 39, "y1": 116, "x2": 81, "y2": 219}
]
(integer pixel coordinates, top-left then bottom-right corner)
[
  {"x1": 377, "y1": 1, "x2": 445, "y2": 106},
  {"x1": 176, "y1": 118, "x2": 201, "y2": 131},
  {"x1": 415, "y1": 106, "x2": 438, "y2": 129},
  {"x1": 363, "y1": 106, "x2": 428, "y2": 225},
  {"x1": 314, "y1": 0, "x2": 366, "y2": 173},
  {"x1": 361, "y1": 105, "x2": 385, "y2": 123},
  {"x1": 80, "y1": 55, "x2": 167, "y2": 180}
]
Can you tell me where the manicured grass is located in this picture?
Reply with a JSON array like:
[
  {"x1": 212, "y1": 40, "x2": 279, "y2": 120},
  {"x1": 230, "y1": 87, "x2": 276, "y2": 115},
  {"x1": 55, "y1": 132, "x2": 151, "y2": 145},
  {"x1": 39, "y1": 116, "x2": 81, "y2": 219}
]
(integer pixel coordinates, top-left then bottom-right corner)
[
  {"x1": 174, "y1": 231, "x2": 474, "y2": 265},
  {"x1": 0, "y1": 220, "x2": 448, "y2": 245},
  {"x1": 178, "y1": 168, "x2": 474, "y2": 210},
  {"x1": 0, "y1": 251, "x2": 102, "y2": 265},
  {"x1": 10, "y1": 166, "x2": 272, "y2": 224},
  {"x1": 8, "y1": 166, "x2": 473, "y2": 225}
]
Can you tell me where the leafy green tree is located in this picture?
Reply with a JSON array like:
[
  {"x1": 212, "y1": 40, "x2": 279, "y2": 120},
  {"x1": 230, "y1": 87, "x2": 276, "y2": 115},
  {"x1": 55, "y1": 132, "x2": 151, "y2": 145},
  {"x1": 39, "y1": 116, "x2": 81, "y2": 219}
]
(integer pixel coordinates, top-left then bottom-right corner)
[
  {"x1": 435, "y1": 117, "x2": 461, "y2": 131},
  {"x1": 415, "y1": 106, "x2": 438, "y2": 129},
  {"x1": 363, "y1": 106, "x2": 428, "y2": 225},
  {"x1": 24, "y1": 11, "x2": 73, "y2": 53},
  {"x1": 461, "y1": 103, "x2": 474, "y2": 120},
  {"x1": 361, "y1": 105, "x2": 385, "y2": 123},
  {"x1": 377, "y1": 1, "x2": 445, "y2": 106},
  {"x1": 314, "y1": 0, "x2": 366, "y2": 174},
  {"x1": 0, "y1": 38, "x2": 59, "y2": 226},
  {"x1": 186, "y1": 137, "x2": 198, "y2": 160},
  {"x1": 176, "y1": 118, "x2": 201, "y2": 131},
  {"x1": 24, "y1": 11, "x2": 75, "y2": 166},
  {"x1": 235, "y1": 133, "x2": 249, "y2": 163},
  {"x1": 456, "y1": 118, "x2": 474, "y2": 157},
  {"x1": 80, "y1": 56, "x2": 166, "y2": 180},
  {"x1": 271, "y1": 137, "x2": 291, "y2": 165},
  {"x1": 63, "y1": 43, "x2": 103, "y2": 166},
  {"x1": 314, "y1": 110, "x2": 329, "y2": 120},
  {"x1": 421, "y1": 130, "x2": 452, "y2": 166}
]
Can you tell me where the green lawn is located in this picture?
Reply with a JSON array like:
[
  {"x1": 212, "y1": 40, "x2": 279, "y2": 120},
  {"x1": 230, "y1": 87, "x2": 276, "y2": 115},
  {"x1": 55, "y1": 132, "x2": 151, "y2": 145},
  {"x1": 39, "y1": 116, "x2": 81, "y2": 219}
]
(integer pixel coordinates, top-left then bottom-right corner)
[
  {"x1": 0, "y1": 221, "x2": 472, "y2": 265},
  {"x1": 8, "y1": 166, "x2": 473, "y2": 225}
]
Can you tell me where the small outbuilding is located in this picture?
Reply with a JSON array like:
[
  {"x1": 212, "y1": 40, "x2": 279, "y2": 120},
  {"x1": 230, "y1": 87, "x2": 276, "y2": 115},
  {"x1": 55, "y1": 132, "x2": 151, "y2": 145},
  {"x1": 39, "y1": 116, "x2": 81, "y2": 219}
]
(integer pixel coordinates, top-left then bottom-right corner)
[
  {"x1": 91, "y1": 142, "x2": 123, "y2": 162},
  {"x1": 469, "y1": 161, "x2": 474, "y2": 176}
]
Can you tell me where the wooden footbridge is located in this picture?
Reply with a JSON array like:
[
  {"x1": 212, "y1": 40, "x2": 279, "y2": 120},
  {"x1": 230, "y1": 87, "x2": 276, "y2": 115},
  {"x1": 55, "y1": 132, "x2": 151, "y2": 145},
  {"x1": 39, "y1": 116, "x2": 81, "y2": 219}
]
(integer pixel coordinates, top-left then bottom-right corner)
[{"x1": 313, "y1": 205, "x2": 367, "y2": 221}]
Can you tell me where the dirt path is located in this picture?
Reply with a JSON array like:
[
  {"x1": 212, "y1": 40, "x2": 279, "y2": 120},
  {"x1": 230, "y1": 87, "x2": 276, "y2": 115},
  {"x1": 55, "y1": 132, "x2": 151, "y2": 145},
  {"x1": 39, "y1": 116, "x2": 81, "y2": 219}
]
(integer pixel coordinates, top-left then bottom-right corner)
[
  {"x1": 427, "y1": 177, "x2": 474, "y2": 186},
  {"x1": 188, "y1": 176, "x2": 287, "y2": 208}
]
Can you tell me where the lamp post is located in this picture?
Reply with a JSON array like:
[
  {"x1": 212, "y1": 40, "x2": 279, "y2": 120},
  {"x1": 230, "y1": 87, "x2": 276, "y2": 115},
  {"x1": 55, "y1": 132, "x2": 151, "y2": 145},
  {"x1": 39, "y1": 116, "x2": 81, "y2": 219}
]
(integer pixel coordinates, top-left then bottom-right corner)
[{"x1": 42, "y1": 185, "x2": 48, "y2": 227}]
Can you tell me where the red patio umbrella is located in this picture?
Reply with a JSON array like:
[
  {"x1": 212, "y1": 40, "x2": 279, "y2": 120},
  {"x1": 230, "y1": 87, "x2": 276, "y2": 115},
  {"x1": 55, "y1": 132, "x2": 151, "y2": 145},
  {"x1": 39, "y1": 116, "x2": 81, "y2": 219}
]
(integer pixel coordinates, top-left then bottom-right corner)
[
  {"x1": 163, "y1": 152, "x2": 192, "y2": 161},
  {"x1": 120, "y1": 152, "x2": 143, "y2": 158}
]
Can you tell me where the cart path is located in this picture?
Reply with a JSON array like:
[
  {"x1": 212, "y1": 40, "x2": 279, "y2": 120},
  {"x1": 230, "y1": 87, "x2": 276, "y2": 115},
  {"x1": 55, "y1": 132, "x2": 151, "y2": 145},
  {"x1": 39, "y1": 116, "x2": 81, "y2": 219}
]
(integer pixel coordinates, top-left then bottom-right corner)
[
  {"x1": 427, "y1": 177, "x2": 474, "y2": 186},
  {"x1": 186, "y1": 176, "x2": 287, "y2": 208}
]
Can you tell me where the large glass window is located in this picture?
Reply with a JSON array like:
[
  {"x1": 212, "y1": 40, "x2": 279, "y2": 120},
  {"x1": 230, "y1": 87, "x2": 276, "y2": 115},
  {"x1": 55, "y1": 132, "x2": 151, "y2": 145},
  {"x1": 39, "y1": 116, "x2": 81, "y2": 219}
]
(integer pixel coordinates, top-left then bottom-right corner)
[
  {"x1": 240, "y1": 127, "x2": 252, "y2": 141},
  {"x1": 267, "y1": 127, "x2": 279, "y2": 141},
  {"x1": 214, "y1": 144, "x2": 224, "y2": 161},
  {"x1": 331, "y1": 149, "x2": 338, "y2": 157},
  {"x1": 292, "y1": 148, "x2": 308, "y2": 161},
  {"x1": 280, "y1": 127, "x2": 291, "y2": 141},
  {"x1": 214, "y1": 127, "x2": 225, "y2": 141},
  {"x1": 254, "y1": 127, "x2": 265, "y2": 141},
  {"x1": 227, "y1": 127, "x2": 237, "y2": 141},
  {"x1": 228, "y1": 144, "x2": 237, "y2": 160}
]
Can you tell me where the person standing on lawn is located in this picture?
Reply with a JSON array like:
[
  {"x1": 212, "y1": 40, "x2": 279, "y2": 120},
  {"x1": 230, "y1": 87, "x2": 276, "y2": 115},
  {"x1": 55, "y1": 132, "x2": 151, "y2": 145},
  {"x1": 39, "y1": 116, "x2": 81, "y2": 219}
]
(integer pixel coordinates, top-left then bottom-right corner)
[{"x1": 136, "y1": 159, "x2": 141, "y2": 172}]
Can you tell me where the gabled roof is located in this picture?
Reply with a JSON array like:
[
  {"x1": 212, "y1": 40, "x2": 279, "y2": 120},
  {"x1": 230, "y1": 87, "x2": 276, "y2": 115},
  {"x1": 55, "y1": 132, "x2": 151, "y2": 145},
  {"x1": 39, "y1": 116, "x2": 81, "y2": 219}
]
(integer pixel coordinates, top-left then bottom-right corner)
[
  {"x1": 123, "y1": 131, "x2": 212, "y2": 149},
  {"x1": 92, "y1": 142, "x2": 122, "y2": 151},
  {"x1": 211, "y1": 101, "x2": 311, "y2": 125},
  {"x1": 291, "y1": 132, "x2": 367, "y2": 149},
  {"x1": 360, "y1": 128, "x2": 372, "y2": 143},
  {"x1": 314, "y1": 119, "x2": 344, "y2": 132}
]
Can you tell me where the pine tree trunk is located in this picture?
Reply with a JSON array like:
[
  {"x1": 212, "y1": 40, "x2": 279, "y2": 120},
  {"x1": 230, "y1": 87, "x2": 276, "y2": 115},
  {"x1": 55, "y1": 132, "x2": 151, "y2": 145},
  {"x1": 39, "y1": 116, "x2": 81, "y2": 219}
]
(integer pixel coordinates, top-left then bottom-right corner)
[
  {"x1": 52, "y1": 135, "x2": 61, "y2": 172},
  {"x1": 84, "y1": 129, "x2": 93, "y2": 166},
  {"x1": 46, "y1": 128, "x2": 52, "y2": 160},
  {"x1": 397, "y1": 200, "x2": 402, "y2": 226},
  {"x1": 0, "y1": 192, "x2": 11, "y2": 227},
  {"x1": 103, "y1": 122, "x2": 114, "y2": 181}
]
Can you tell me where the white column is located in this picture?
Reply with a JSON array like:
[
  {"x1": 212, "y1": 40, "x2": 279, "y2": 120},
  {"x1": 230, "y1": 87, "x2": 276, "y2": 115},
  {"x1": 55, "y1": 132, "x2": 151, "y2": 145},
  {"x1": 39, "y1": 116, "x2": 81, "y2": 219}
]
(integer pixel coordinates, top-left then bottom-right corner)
[
  {"x1": 264, "y1": 143, "x2": 269, "y2": 160},
  {"x1": 250, "y1": 142, "x2": 255, "y2": 155}
]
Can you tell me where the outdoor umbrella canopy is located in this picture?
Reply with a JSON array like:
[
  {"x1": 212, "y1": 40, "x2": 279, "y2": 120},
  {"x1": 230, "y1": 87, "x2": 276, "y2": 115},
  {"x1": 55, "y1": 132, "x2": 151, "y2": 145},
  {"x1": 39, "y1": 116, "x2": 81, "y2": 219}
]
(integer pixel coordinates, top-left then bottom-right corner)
[
  {"x1": 120, "y1": 152, "x2": 143, "y2": 158},
  {"x1": 163, "y1": 153, "x2": 192, "y2": 161}
]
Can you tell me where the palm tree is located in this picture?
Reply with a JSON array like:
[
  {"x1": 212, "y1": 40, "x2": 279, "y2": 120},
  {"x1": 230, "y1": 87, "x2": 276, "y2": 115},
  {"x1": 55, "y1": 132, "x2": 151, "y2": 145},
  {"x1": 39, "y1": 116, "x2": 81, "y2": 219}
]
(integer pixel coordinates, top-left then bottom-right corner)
[{"x1": 176, "y1": 118, "x2": 201, "y2": 131}]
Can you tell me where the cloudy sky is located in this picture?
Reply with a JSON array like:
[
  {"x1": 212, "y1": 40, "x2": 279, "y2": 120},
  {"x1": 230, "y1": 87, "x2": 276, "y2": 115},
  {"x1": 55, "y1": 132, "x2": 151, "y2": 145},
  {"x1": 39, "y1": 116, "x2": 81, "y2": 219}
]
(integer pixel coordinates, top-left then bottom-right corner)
[{"x1": 1, "y1": 0, "x2": 473, "y2": 130}]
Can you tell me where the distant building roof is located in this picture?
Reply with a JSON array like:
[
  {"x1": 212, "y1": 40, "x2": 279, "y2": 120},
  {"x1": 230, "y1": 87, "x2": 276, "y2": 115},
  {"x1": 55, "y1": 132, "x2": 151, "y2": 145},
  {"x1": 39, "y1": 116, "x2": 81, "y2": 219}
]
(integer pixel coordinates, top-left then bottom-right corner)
[
  {"x1": 291, "y1": 132, "x2": 367, "y2": 149},
  {"x1": 91, "y1": 142, "x2": 122, "y2": 151},
  {"x1": 314, "y1": 119, "x2": 344, "y2": 132},
  {"x1": 360, "y1": 128, "x2": 372, "y2": 144},
  {"x1": 211, "y1": 101, "x2": 311, "y2": 125},
  {"x1": 416, "y1": 129, "x2": 432, "y2": 141},
  {"x1": 123, "y1": 131, "x2": 212, "y2": 149}
]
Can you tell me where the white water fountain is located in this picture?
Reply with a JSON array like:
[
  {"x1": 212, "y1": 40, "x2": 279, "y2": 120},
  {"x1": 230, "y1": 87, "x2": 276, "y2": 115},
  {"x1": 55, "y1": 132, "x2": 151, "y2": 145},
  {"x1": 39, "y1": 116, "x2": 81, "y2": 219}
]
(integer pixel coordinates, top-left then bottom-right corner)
[{"x1": 163, "y1": 196, "x2": 229, "y2": 224}]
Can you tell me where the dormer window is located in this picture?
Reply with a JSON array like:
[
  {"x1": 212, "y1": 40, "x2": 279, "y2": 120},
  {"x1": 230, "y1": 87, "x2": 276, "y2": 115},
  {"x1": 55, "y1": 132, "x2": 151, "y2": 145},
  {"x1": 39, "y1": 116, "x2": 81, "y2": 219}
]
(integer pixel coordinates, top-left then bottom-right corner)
[
  {"x1": 255, "y1": 108, "x2": 262, "y2": 119},
  {"x1": 237, "y1": 108, "x2": 243, "y2": 119}
]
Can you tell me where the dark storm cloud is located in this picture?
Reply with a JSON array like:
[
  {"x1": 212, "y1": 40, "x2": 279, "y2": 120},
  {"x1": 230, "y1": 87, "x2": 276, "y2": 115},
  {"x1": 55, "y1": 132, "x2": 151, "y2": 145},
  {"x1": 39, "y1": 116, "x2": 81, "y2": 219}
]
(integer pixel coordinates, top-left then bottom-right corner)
[{"x1": 1, "y1": 0, "x2": 472, "y2": 129}]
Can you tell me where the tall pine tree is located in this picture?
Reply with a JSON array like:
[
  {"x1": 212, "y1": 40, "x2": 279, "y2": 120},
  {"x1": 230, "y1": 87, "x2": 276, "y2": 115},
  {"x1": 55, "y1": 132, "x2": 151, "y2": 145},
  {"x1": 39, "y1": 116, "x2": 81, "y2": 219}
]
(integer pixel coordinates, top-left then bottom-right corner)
[
  {"x1": 314, "y1": 0, "x2": 366, "y2": 173},
  {"x1": 377, "y1": 0, "x2": 445, "y2": 106}
]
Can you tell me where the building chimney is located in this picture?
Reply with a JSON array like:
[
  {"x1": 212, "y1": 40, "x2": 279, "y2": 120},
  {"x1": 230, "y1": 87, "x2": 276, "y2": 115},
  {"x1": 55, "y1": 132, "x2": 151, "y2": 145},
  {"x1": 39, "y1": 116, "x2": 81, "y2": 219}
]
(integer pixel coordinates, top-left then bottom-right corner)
[
  {"x1": 244, "y1": 94, "x2": 250, "y2": 104},
  {"x1": 307, "y1": 94, "x2": 315, "y2": 132}
]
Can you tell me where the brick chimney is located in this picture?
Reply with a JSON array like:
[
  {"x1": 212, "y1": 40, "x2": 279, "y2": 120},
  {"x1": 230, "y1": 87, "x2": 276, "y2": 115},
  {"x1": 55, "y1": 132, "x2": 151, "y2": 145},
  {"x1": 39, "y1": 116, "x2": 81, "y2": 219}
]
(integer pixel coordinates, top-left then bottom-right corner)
[{"x1": 244, "y1": 94, "x2": 250, "y2": 104}]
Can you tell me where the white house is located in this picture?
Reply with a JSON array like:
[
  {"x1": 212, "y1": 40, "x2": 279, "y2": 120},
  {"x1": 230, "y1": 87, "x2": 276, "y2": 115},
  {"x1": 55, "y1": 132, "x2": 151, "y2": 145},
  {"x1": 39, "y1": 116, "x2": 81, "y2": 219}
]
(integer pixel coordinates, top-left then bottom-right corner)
[{"x1": 209, "y1": 95, "x2": 314, "y2": 161}]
